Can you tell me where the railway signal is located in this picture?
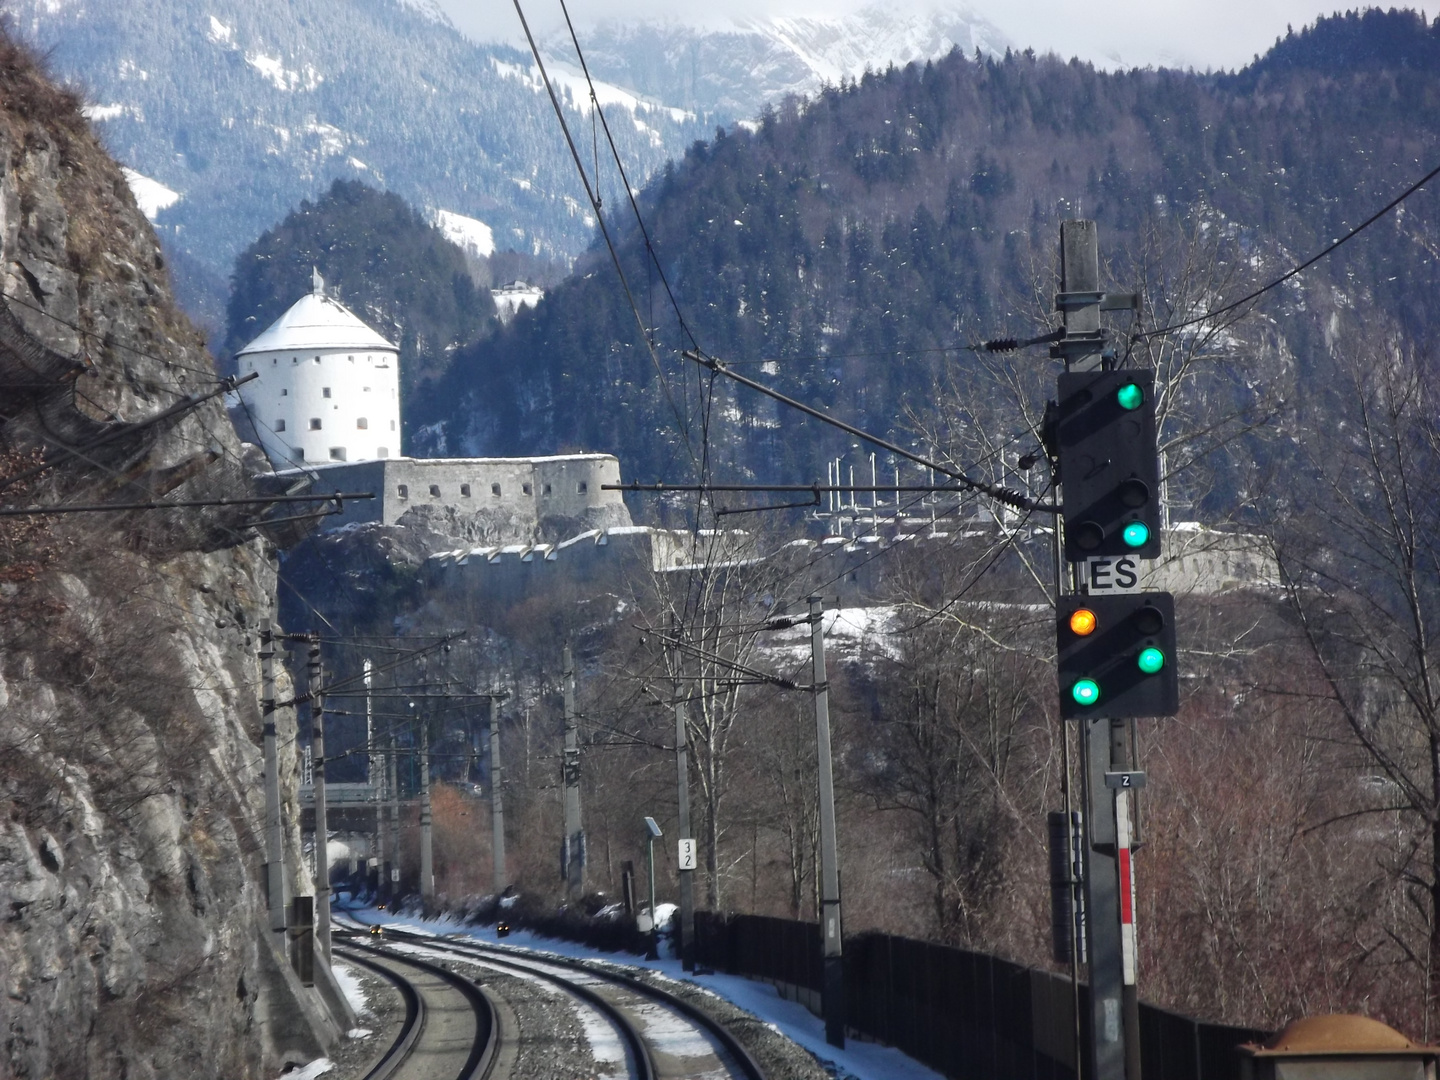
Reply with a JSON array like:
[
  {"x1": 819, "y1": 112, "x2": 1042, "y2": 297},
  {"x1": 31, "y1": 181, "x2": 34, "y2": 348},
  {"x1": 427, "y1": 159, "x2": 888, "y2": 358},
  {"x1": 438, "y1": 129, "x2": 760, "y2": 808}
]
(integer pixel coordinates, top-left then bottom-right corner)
[
  {"x1": 1056, "y1": 593, "x2": 1179, "y2": 720},
  {"x1": 1054, "y1": 369, "x2": 1162, "y2": 561}
]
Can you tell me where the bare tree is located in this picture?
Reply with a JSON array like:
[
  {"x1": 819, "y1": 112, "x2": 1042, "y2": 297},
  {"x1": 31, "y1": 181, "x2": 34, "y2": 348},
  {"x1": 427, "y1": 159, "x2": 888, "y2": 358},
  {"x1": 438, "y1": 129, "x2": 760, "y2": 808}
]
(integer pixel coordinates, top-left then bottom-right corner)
[
  {"x1": 1268, "y1": 320, "x2": 1440, "y2": 1035},
  {"x1": 628, "y1": 527, "x2": 801, "y2": 908}
]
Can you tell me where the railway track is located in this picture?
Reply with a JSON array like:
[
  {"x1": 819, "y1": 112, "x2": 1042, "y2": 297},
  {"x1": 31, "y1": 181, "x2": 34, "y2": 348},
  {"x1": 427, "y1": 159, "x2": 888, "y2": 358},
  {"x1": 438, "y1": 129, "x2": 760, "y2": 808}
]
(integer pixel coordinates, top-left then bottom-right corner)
[
  {"x1": 332, "y1": 938, "x2": 498, "y2": 1080},
  {"x1": 336, "y1": 917, "x2": 768, "y2": 1080}
]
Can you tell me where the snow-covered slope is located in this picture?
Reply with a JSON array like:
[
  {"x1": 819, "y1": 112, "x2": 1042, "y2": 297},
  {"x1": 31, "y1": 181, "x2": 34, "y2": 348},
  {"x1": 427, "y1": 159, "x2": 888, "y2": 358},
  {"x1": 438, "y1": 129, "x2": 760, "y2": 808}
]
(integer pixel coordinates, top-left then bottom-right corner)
[
  {"x1": 546, "y1": 2, "x2": 1010, "y2": 119},
  {"x1": 10, "y1": 0, "x2": 710, "y2": 279}
]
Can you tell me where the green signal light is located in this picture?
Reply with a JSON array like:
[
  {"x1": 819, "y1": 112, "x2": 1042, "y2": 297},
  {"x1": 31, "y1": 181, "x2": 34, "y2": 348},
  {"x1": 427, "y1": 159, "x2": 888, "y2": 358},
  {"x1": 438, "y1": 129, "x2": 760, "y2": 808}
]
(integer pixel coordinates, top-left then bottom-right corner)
[
  {"x1": 1071, "y1": 679, "x2": 1101, "y2": 707},
  {"x1": 1116, "y1": 382, "x2": 1145, "y2": 410},
  {"x1": 1137, "y1": 647, "x2": 1165, "y2": 674},
  {"x1": 1122, "y1": 521, "x2": 1150, "y2": 548}
]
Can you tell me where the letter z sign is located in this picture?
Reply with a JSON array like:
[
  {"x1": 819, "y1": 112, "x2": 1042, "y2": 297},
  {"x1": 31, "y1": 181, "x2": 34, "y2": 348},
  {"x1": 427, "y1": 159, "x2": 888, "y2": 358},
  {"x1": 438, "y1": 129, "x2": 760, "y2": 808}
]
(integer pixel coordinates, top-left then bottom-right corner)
[{"x1": 1084, "y1": 554, "x2": 1140, "y2": 594}]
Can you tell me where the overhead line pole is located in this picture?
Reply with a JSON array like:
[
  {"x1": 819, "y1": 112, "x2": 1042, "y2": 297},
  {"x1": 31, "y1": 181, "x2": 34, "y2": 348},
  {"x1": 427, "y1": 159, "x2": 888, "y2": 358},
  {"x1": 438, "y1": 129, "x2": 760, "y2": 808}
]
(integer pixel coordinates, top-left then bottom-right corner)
[
  {"x1": 490, "y1": 694, "x2": 507, "y2": 893},
  {"x1": 306, "y1": 636, "x2": 332, "y2": 965},
  {"x1": 562, "y1": 642, "x2": 585, "y2": 902},
  {"x1": 260, "y1": 620, "x2": 287, "y2": 934},
  {"x1": 671, "y1": 626, "x2": 696, "y2": 971},
  {"x1": 809, "y1": 596, "x2": 845, "y2": 1049}
]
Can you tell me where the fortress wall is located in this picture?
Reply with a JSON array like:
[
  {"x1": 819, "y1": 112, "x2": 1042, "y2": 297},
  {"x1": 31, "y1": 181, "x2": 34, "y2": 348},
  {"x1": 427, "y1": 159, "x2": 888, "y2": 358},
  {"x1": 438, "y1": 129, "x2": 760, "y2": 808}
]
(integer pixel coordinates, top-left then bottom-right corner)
[{"x1": 273, "y1": 454, "x2": 630, "y2": 533}]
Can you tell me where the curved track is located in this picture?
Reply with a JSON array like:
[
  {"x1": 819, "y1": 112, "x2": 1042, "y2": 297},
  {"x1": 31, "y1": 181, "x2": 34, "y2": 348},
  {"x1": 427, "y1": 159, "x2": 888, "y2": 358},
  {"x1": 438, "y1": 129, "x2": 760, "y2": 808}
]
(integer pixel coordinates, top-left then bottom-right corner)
[
  {"x1": 333, "y1": 938, "x2": 498, "y2": 1080},
  {"x1": 349, "y1": 922, "x2": 767, "y2": 1080}
]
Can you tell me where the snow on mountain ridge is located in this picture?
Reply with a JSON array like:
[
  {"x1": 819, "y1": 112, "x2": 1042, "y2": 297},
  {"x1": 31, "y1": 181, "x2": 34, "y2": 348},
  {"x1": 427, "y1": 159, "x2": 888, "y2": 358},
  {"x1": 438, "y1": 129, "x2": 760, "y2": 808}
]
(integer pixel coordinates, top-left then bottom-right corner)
[
  {"x1": 490, "y1": 56, "x2": 695, "y2": 123},
  {"x1": 548, "y1": 2, "x2": 1010, "y2": 120},
  {"x1": 743, "y1": 3, "x2": 1010, "y2": 85}
]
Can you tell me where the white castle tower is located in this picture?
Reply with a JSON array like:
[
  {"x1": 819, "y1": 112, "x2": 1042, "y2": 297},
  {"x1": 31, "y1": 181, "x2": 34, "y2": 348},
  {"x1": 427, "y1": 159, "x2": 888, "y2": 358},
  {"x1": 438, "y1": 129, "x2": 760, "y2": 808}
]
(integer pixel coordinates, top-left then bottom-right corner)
[{"x1": 236, "y1": 270, "x2": 401, "y2": 465}]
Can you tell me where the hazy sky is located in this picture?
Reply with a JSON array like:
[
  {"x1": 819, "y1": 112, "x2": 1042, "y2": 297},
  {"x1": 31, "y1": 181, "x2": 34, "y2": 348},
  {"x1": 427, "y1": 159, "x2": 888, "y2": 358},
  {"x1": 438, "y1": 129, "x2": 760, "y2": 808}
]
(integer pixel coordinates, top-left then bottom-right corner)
[{"x1": 437, "y1": 0, "x2": 1383, "y2": 73}]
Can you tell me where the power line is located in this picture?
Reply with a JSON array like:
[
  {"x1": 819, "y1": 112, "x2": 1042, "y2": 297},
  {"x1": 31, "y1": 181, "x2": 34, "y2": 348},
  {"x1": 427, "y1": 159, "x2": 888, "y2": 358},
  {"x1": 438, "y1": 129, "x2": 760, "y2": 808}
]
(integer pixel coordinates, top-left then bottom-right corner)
[
  {"x1": 1137, "y1": 158, "x2": 1440, "y2": 341},
  {"x1": 681, "y1": 348, "x2": 1054, "y2": 514},
  {"x1": 0, "y1": 372, "x2": 257, "y2": 492},
  {"x1": 2, "y1": 288, "x2": 227, "y2": 382},
  {"x1": 559, "y1": 0, "x2": 698, "y2": 355},
  {"x1": 511, "y1": 0, "x2": 700, "y2": 473},
  {"x1": 0, "y1": 491, "x2": 374, "y2": 517}
]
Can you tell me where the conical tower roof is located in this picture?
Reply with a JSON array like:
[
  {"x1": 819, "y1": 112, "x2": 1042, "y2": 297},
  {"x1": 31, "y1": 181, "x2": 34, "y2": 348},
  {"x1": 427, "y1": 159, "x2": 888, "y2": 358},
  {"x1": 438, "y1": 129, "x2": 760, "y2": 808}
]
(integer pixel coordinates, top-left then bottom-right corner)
[{"x1": 236, "y1": 271, "x2": 396, "y2": 356}]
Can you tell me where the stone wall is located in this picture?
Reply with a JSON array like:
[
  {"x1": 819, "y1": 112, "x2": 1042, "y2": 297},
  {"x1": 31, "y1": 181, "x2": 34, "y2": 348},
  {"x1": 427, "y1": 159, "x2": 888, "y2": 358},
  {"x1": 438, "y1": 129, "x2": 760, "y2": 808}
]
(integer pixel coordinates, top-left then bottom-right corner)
[{"x1": 281, "y1": 453, "x2": 631, "y2": 536}]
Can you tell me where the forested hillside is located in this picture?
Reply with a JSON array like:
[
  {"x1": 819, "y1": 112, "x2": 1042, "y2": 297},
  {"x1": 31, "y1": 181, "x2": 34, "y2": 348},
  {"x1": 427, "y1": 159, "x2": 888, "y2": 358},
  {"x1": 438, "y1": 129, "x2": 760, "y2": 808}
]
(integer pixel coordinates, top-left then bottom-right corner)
[
  {"x1": 424, "y1": 9, "x2": 1440, "y2": 499},
  {"x1": 9, "y1": 0, "x2": 712, "y2": 282},
  {"x1": 226, "y1": 180, "x2": 495, "y2": 405}
]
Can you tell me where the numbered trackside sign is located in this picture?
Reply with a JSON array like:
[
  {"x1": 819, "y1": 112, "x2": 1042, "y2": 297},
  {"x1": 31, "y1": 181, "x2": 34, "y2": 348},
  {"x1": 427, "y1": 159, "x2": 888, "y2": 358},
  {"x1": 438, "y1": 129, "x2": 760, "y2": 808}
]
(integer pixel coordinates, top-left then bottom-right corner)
[{"x1": 677, "y1": 839, "x2": 697, "y2": 871}]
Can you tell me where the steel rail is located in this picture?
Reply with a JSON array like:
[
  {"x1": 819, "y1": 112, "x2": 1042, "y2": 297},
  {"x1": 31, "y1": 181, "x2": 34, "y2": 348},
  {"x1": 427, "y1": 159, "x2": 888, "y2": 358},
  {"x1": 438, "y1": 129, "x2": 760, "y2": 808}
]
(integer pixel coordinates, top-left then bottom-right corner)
[
  {"x1": 335, "y1": 937, "x2": 499, "y2": 1079},
  {"x1": 331, "y1": 945, "x2": 424, "y2": 1080},
  {"x1": 375, "y1": 927, "x2": 766, "y2": 1080}
]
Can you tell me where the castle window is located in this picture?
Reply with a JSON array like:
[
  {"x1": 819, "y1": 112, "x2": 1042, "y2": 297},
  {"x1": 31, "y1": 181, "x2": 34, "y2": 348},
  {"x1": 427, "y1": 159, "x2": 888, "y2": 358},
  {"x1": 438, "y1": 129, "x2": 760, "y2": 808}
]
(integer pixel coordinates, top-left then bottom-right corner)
[
  {"x1": 348, "y1": 355, "x2": 354, "y2": 362},
  {"x1": 491, "y1": 483, "x2": 501, "y2": 497},
  {"x1": 309, "y1": 418, "x2": 322, "y2": 430},
  {"x1": 377, "y1": 447, "x2": 389, "y2": 458},
  {"x1": 314, "y1": 356, "x2": 321, "y2": 364},
  {"x1": 272, "y1": 357, "x2": 277, "y2": 365},
  {"x1": 522, "y1": 483, "x2": 533, "y2": 496},
  {"x1": 329, "y1": 448, "x2": 346, "y2": 461},
  {"x1": 460, "y1": 484, "x2": 471, "y2": 497},
  {"x1": 356, "y1": 418, "x2": 368, "y2": 430},
  {"x1": 323, "y1": 387, "x2": 332, "y2": 399},
  {"x1": 275, "y1": 419, "x2": 286, "y2": 432},
  {"x1": 281, "y1": 388, "x2": 288, "y2": 396},
  {"x1": 429, "y1": 485, "x2": 441, "y2": 497},
  {"x1": 363, "y1": 386, "x2": 370, "y2": 393},
  {"x1": 390, "y1": 420, "x2": 396, "y2": 430},
  {"x1": 577, "y1": 481, "x2": 588, "y2": 494},
  {"x1": 292, "y1": 357, "x2": 298, "y2": 364},
  {"x1": 543, "y1": 483, "x2": 552, "y2": 496},
  {"x1": 398, "y1": 484, "x2": 408, "y2": 499}
]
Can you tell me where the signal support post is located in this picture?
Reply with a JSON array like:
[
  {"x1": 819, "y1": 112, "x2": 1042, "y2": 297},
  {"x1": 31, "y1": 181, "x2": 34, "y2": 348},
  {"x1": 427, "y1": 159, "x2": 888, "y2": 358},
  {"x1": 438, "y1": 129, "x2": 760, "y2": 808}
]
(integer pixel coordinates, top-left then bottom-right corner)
[{"x1": 1049, "y1": 219, "x2": 1179, "y2": 1080}]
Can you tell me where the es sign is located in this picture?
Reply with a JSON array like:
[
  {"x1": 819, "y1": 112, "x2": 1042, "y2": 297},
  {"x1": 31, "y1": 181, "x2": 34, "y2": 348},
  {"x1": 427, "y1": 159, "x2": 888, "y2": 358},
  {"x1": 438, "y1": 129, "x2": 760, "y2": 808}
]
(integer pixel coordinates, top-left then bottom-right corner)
[{"x1": 1084, "y1": 554, "x2": 1140, "y2": 594}]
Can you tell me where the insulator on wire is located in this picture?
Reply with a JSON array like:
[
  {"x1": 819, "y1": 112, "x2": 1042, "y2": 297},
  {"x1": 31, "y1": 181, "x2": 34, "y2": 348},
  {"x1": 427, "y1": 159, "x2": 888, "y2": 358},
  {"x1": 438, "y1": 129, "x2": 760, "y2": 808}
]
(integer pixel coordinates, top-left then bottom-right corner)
[{"x1": 984, "y1": 338, "x2": 1019, "y2": 353}]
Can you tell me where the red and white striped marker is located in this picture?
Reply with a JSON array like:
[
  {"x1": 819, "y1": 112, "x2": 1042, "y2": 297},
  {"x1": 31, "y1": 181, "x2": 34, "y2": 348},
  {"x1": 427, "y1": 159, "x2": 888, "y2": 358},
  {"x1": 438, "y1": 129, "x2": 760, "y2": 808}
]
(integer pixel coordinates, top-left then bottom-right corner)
[{"x1": 1116, "y1": 789, "x2": 1138, "y2": 986}]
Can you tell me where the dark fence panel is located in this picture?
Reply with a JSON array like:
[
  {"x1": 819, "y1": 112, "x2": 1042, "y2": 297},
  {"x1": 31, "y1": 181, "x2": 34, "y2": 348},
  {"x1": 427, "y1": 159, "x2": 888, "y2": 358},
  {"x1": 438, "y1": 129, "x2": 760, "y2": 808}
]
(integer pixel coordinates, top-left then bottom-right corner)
[{"x1": 694, "y1": 912, "x2": 1267, "y2": 1080}]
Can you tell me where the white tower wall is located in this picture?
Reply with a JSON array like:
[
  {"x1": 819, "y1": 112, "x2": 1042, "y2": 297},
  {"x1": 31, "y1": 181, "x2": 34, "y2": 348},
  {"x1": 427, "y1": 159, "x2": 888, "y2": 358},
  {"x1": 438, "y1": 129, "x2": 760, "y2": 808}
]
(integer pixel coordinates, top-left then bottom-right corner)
[
  {"x1": 238, "y1": 346, "x2": 400, "y2": 464},
  {"x1": 235, "y1": 273, "x2": 401, "y2": 465}
]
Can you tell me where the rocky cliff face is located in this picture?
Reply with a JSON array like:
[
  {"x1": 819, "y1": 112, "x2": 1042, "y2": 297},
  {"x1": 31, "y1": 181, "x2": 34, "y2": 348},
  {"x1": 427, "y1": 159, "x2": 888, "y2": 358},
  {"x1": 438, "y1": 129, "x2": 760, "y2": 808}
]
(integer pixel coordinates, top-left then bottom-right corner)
[{"x1": 0, "y1": 35, "x2": 337, "y2": 1078}]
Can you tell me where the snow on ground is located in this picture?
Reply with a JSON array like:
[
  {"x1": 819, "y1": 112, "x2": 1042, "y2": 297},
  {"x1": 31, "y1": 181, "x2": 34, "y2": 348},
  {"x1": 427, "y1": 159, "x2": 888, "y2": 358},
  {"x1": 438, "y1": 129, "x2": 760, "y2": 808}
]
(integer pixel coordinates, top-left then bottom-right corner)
[
  {"x1": 82, "y1": 103, "x2": 125, "y2": 122},
  {"x1": 434, "y1": 209, "x2": 495, "y2": 258},
  {"x1": 274, "y1": 1058, "x2": 332, "y2": 1080},
  {"x1": 339, "y1": 904, "x2": 945, "y2": 1080},
  {"x1": 759, "y1": 605, "x2": 902, "y2": 666},
  {"x1": 331, "y1": 961, "x2": 372, "y2": 1020},
  {"x1": 120, "y1": 168, "x2": 180, "y2": 220}
]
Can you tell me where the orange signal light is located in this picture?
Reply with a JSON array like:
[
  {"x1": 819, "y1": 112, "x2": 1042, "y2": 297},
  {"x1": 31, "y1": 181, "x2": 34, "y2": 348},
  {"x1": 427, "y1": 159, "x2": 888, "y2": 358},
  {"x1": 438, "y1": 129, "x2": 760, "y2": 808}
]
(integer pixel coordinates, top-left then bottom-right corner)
[{"x1": 1069, "y1": 608, "x2": 1098, "y2": 636}]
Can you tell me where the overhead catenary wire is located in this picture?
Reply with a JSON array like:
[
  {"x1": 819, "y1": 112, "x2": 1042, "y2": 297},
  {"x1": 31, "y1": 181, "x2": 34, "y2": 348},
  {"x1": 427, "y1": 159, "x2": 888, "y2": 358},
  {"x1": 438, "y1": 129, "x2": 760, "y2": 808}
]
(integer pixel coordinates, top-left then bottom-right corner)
[
  {"x1": 0, "y1": 372, "x2": 258, "y2": 493},
  {"x1": 1136, "y1": 158, "x2": 1440, "y2": 341},
  {"x1": 680, "y1": 348, "x2": 1054, "y2": 514},
  {"x1": 1, "y1": 288, "x2": 229, "y2": 382},
  {"x1": 558, "y1": 0, "x2": 700, "y2": 355},
  {"x1": 0, "y1": 491, "x2": 373, "y2": 517},
  {"x1": 510, "y1": 0, "x2": 700, "y2": 473}
]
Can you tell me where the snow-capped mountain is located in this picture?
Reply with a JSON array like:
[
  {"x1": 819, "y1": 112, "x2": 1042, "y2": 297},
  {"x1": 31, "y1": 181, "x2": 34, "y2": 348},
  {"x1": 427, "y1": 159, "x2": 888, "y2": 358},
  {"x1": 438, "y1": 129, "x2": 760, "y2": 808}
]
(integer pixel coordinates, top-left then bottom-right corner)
[
  {"x1": 543, "y1": 3, "x2": 1011, "y2": 119},
  {"x1": 8, "y1": 0, "x2": 710, "y2": 280}
]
